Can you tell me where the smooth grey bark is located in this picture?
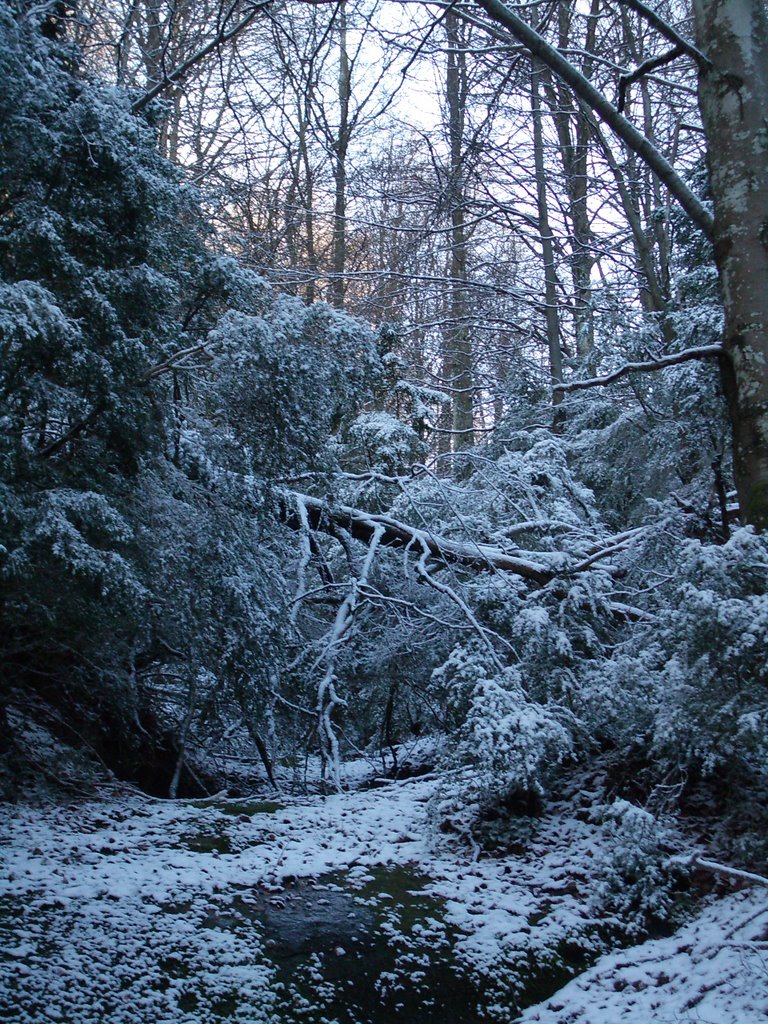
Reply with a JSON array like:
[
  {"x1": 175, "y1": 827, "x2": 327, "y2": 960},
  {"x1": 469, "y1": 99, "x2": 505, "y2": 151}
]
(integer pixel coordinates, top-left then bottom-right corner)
[
  {"x1": 296, "y1": 98, "x2": 320, "y2": 303},
  {"x1": 693, "y1": 0, "x2": 768, "y2": 528},
  {"x1": 618, "y1": 5, "x2": 672, "y2": 310},
  {"x1": 268, "y1": 14, "x2": 323, "y2": 302}
]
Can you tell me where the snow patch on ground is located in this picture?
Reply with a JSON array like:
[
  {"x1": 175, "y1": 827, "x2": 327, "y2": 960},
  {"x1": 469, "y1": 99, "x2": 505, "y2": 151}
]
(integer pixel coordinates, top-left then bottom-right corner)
[{"x1": 1, "y1": 775, "x2": 766, "y2": 1022}]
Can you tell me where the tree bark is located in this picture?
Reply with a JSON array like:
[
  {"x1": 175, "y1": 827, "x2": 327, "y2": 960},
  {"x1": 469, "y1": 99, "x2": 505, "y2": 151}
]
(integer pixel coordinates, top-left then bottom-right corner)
[
  {"x1": 531, "y1": 61, "x2": 564, "y2": 424},
  {"x1": 444, "y1": 11, "x2": 474, "y2": 450},
  {"x1": 693, "y1": 0, "x2": 768, "y2": 528},
  {"x1": 541, "y1": 0, "x2": 598, "y2": 360},
  {"x1": 331, "y1": 2, "x2": 350, "y2": 309}
]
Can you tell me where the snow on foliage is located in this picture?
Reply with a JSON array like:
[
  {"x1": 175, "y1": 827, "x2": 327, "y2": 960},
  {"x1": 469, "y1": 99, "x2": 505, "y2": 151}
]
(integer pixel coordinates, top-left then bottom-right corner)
[
  {"x1": 591, "y1": 799, "x2": 685, "y2": 937},
  {"x1": 345, "y1": 411, "x2": 427, "y2": 475}
]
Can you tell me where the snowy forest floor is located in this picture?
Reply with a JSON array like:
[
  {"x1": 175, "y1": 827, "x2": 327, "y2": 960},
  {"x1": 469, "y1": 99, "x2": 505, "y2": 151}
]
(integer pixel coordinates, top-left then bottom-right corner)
[{"x1": 1, "y1": 766, "x2": 767, "y2": 1024}]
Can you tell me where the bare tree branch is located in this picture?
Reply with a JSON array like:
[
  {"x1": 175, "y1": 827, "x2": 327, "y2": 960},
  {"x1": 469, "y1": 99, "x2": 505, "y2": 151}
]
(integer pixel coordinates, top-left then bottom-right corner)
[
  {"x1": 618, "y1": 0, "x2": 711, "y2": 68},
  {"x1": 467, "y1": 0, "x2": 714, "y2": 236},
  {"x1": 131, "y1": 0, "x2": 273, "y2": 115},
  {"x1": 669, "y1": 853, "x2": 768, "y2": 888},
  {"x1": 617, "y1": 45, "x2": 683, "y2": 112}
]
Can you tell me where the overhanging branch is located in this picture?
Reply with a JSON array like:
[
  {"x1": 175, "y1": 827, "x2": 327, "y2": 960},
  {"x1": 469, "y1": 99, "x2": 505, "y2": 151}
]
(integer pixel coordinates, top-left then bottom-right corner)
[
  {"x1": 468, "y1": 0, "x2": 714, "y2": 236},
  {"x1": 554, "y1": 345, "x2": 723, "y2": 393},
  {"x1": 618, "y1": 0, "x2": 711, "y2": 68},
  {"x1": 278, "y1": 491, "x2": 650, "y2": 622}
]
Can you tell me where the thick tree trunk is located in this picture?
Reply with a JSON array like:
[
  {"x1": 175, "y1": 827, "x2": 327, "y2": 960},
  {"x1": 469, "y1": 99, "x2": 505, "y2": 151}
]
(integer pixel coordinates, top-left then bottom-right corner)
[{"x1": 693, "y1": 0, "x2": 768, "y2": 528}]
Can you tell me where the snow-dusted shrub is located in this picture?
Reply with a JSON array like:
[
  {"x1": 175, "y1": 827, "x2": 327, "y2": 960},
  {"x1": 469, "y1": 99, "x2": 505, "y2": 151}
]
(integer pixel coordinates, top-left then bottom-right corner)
[
  {"x1": 344, "y1": 411, "x2": 427, "y2": 476},
  {"x1": 204, "y1": 299, "x2": 378, "y2": 478},
  {"x1": 651, "y1": 529, "x2": 768, "y2": 784},
  {"x1": 459, "y1": 668, "x2": 573, "y2": 797},
  {"x1": 431, "y1": 649, "x2": 573, "y2": 844},
  {"x1": 592, "y1": 799, "x2": 685, "y2": 937}
]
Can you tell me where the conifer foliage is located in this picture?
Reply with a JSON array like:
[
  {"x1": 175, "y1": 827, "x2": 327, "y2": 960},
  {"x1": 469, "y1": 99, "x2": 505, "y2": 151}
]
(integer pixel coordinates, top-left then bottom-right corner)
[{"x1": 0, "y1": 3, "x2": 379, "y2": 793}]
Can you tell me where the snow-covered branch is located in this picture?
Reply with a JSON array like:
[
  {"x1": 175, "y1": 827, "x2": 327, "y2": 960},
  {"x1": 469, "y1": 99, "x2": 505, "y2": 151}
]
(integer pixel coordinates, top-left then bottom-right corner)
[
  {"x1": 669, "y1": 854, "x2": 768, "y2": 888},
  {"x1": 315, "y1": 524, "x2": 385, "y2": 791},
  {"x1": 554, "y1": 345, "x2": 723, "y2": 393},
  {"x1": 619, "y1": 0, "x2": 711, "y2": 68},
  {"x1": 617, "y1": 46, "x2": 683, "y2": 112},
  {"x1": 278, "y1": 492, "x2": 650, "y2": 625},
  {"x1": 278, "y1": 491, "x2": 555, "y2": 584},
  {"x1": 141, "y1": 344, "x2": 212, "y2": 382}
]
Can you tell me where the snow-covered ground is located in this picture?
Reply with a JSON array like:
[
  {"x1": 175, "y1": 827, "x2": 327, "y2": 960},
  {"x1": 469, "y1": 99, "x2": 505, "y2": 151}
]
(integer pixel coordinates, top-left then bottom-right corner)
[
  {"x1": 1, "y1": 774, "x2": 766, "y2": 1023},
  {"x1": 517, "y1": 889, "x2": 768, "y2": 1024}
]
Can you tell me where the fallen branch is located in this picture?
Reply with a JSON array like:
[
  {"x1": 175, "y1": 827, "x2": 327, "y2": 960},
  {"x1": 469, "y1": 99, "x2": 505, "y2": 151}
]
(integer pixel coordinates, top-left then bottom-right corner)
[
  {"x1": 669, "y1": 853, "x2": 768, "y2": 888},
  {"x1": 277, "y1": 492, "x2": 651, "y2": 621},
  {"x1": 278, "y1": 491, "x2": 555, "y2": 584},
  {"x1": 694, "y1": 857, "x2": 768, "y2": 888},
  {"x1": 554, "y1": 345, "x2": 723, "y2": 393}
]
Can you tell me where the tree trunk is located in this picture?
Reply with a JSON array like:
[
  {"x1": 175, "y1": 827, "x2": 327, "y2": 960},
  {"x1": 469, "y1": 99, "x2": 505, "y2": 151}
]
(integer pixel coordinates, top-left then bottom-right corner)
[
  {"x1": 542, "y1": 0, "x2": 597, "y2": 360},
  {"x1": 531, "y1": 62, "x2": 564, "y2": 423},
  {"x1": 331, "y1": 2, "x2": 350, "y2": 309},
  {"x1": 444, "y1": 11, "x2": 474, "y2": 451},
  {"x1": 693, "y1": 0, "x2": 768, "y2": 528}
]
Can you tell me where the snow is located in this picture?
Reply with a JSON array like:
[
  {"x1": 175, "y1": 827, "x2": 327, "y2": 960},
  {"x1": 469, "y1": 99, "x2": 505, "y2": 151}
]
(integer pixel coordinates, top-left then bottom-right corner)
[
  {"x1": 1, "y1": 775, "x2": 766, "y2": 1022},
  {"x1": 516, "y1": 890, "x2": 768, "y2": 1024}
]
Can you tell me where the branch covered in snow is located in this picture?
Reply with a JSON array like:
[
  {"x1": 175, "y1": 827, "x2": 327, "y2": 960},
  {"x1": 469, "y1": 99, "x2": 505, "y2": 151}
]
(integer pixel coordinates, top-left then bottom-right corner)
[
  {"x1": 278, "y1": 491, "x2": 555, "y2": 584},
  {"x1": 619, "y1": 0, "x2": 712, "y2": 68},
  {"x1": 617, "y1": 46, "x2": 683, "y2": 112},
  {"x1": 141, "y1": 343, "x2": 213, "y2": 382},
  {"x1": 278, "y1": 492, "x2": 649, "y2": 621},
  {"x1": 669, "y1": 854, "x2": 768, "y2": 888},
  {"x1": 553, "y1": 345, "x2": 724, "y2": 393}
]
